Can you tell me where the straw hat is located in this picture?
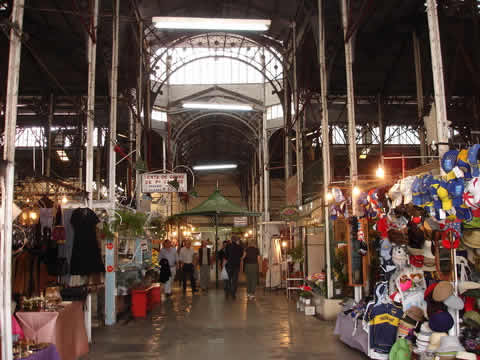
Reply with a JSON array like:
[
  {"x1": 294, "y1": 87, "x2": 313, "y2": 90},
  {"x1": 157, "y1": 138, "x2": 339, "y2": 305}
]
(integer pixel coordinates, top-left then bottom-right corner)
[
  {"x1": 428, "y1": 332, "x2": 448, "y2": 351},
  {"x1": 458, "y1": 281, "x2": 480, "y2": 295},
  {"x1": 463, "y1": 229, "x2": 480, "y2": 249},
  {"x1": 435, "y1": 336, "x2": 465, "y2": 354},
  {"x1": 456, "y1": 352, "x2": 477, "y2": 360}
]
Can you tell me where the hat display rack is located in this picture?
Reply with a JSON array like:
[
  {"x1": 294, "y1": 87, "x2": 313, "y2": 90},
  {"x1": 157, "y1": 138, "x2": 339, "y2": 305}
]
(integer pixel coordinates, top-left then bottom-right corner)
[{"x1": 332, "y1": 144, "x2": 480, "y2": 359}]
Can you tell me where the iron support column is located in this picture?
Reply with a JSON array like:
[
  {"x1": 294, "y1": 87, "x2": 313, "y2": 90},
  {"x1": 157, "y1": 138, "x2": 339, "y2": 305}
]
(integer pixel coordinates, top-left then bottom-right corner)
[
  {"x1": 106, "y1": 0, "x2": 120, "y2": 327},
  {"x1": 136, "y1": 21, "x2": 144, "y2": 208},
  {"x1": 46, "y1": 94, "x2": 54, "y2": 177},
  {"x1": 426, "y1": 0, "x2": 450, "y2": 160},
  {"x1": 413, "y1": 31, "x2": 427, "y2": 164},
  {"x1": 86, "y1": 0, "x2": 99, "y2": 208},
  {"x1": 284, "y1": 76, "x2": 290, "y2": 205},
  {"x1": 318, "y1": 0, "x2": 333, "y2": 299},
  {"x1": 341, "y1": 0, "x2": 361, "y2": 302},
  {"x1": 293, "y1": 22, "x2": 303, "y2": 208},
  {"x1": 1, "y1": 2, "x2": 24, "y2": 360},
  {"x1": 262, "y1": 49, "x2": 270, "y2": 224},
  {"x1": 378, "y1": 94, "x2": 385, "y2": 166}
]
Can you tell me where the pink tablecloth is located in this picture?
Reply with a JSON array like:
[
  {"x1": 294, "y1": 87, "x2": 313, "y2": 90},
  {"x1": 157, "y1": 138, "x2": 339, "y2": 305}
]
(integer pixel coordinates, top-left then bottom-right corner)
[{"x1": 16, "y1": 302, "x2": 89, "y2": 360}]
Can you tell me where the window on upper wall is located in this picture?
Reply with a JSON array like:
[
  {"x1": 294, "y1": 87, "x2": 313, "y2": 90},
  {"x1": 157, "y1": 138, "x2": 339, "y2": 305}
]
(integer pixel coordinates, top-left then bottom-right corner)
[
  {"x1": 152, "y1": 110, "x2": 167, "y2": 122},
  {"x1": 15, "y1": 127, "x2": 46, "y2": 148},
  {"x1": 266, "y1": 104, "x2": 283, "y2": 120},
  {"x1": 151, "y1": 46, "x2": 283, "y2": 85},
  {"x1": 384, "y1": 126, "x2": 420, "y2": 145}
]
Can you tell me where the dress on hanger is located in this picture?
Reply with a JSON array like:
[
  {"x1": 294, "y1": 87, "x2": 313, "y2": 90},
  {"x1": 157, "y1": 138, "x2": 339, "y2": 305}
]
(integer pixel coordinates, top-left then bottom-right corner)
[{"x1": 69, "y1": 208, "x2": 105, "y2": 275}]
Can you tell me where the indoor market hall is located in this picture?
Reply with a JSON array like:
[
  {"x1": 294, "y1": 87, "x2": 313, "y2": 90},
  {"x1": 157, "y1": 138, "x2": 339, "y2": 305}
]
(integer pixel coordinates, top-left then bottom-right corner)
[{"x1": 1, "y1": 1, "x2": 480, "y2": 360}]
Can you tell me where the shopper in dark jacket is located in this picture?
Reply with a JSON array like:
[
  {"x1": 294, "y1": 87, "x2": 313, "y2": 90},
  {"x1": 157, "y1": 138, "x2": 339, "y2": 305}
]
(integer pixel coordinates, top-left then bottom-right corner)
[{"x1": 225, "y1": 236, "x2": 244, "y2": 299}]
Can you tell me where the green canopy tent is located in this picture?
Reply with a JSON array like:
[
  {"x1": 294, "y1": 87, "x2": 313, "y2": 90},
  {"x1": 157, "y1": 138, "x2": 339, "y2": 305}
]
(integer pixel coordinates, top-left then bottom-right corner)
[{"x1": 174, "y1": 189, "x2": 261, "y2": 287}]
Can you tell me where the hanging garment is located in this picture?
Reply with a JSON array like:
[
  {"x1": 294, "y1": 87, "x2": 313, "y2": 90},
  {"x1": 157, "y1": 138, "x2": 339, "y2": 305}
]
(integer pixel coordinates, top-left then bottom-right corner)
[{"x1": 70, "y1": 208, "x2": 105, "y2": 275}]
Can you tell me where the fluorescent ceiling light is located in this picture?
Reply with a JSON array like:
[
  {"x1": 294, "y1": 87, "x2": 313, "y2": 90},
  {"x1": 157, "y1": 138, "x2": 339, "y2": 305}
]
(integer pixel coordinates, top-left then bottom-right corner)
[
  {"x1": 183, "y1": 103, "x2": 253, "y2": 111},
  {"x1": 152, "y1": 17, "x2": 271, "y2": 31},
  {"x1": 193, "y1": 164, "x2": 238, "y2": 171}
]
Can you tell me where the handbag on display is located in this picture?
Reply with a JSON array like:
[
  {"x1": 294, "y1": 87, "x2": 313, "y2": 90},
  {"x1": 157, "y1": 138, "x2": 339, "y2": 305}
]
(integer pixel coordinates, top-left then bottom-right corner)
[{"x1": 52, "y1": 205, "x2": 66, "y2": 244}]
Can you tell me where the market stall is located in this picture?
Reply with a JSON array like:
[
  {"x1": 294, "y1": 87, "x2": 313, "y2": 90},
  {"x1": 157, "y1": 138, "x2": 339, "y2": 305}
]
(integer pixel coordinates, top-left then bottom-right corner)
[{"x1": 331, "y1": 148, "x2": 480, "y2": 359}]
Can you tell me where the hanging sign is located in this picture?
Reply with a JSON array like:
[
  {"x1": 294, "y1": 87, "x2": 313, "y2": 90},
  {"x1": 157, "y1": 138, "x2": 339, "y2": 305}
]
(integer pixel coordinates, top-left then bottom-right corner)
[
  {"x1": 142, "y1": 173, "x2": 187, "y2": 193},
  {"x1": 233, "y1": 217, "x2": 248, "y2": 227}
]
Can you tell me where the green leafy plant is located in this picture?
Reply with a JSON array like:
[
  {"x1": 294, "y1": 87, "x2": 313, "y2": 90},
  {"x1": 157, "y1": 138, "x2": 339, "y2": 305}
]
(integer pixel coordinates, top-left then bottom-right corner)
[
  {"x1": 112, "y1": 210, "x2": 147, "y2": 237},
  {"x1": 333, "y1": 247, "x2": 348, "y2": 287},
  {"x1": 299, "y1": 290, "x2": 313, "y2": 299},
  {"x1": 288, "y1": 243, "x2": 304, "y2": 264}
]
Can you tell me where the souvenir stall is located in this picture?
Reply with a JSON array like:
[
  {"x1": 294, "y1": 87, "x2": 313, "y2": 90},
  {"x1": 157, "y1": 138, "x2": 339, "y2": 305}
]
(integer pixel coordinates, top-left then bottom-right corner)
[
  {"x1": 1, "y1": 178, "x2": 118, "y2": 360},
  {"x1": 333, "y1": 148, "x2": 480, "y2": 359}
]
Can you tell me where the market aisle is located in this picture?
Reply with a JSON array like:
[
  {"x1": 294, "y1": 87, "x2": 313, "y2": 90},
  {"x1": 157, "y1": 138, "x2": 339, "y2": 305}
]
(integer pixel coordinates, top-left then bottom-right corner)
[{"x1": 84, "y1": 288, "x2": 366, "y2": 360}]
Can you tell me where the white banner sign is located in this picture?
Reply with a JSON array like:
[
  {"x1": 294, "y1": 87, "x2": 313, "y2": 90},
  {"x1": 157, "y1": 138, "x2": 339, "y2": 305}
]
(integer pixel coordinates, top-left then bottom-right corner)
[
  {"x1": 142, "y1": 173, "x2": 187, "y2": 193},
  {"x1": 234, "y1": 216, "x2": 248, "y2": 227}
]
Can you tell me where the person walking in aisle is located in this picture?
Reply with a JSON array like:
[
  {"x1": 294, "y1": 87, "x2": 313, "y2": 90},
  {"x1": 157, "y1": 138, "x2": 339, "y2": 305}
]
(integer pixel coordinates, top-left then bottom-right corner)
[
  {"x1": 179, "y1": 240, "x2": 197, "y2": 294},
  {"x1": 159, "y1": 239, "x2": 178, "y2": 297},
  {"x1": 243, "y1": 241, "x2": 261, "y2": 300},
  {"x1": 225, "y1": 236, "x2": 244, "y2": 299},
  {"x1": 217, "y1": 240, "x2": 230, "y2": 295},
  {"x1": 198, "y1": 240, "x2": 212, "y2": 292}
]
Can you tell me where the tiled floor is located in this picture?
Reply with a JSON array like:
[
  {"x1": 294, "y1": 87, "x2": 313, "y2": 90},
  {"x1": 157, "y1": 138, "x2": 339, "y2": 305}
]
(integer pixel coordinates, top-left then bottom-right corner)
[{"x1": 84, "y1": 287, "x2": 366, "y2": 360}]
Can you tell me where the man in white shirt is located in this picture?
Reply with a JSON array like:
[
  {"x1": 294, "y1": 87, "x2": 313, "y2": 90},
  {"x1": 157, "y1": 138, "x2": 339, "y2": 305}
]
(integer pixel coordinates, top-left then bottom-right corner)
[
  {"x1": 179, "y1": 240, "x2": 197, "y2": 293},
  {"x1": 159, "y1": 239, "x2": 178, "y2": 297}
]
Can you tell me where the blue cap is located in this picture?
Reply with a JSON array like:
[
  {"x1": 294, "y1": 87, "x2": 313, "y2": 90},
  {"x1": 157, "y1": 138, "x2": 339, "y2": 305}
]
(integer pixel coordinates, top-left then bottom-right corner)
[
  {"x1": 468, "y1": 145, "x2": 480, "y2": 177},
  {"x1": 448, "y1": 178, "x2": 465, "y2": 207},
  {"x1": 442, "y1": 150, "x2": 459, "y2": 173}
]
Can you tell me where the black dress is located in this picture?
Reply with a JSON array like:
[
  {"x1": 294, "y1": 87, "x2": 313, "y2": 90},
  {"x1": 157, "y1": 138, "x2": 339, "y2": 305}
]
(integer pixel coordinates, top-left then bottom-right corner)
[{"x1": 70, "y1": 208, "x2": 105, "y2": 275}]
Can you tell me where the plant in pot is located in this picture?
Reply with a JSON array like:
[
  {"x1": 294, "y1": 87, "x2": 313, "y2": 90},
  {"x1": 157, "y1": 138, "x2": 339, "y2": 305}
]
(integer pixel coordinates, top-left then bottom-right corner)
[
  {"x1": 112, "y1": 210, "x2": 147, "y2": 256},
  {"x1": 287, "y1": 243, "x2": 304, "y2": 277}
]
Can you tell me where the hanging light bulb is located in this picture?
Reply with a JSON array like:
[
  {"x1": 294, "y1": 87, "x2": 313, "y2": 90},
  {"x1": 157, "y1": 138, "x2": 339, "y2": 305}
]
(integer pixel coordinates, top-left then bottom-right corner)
[
  {"x1": 281, "y1": 241, "x2": 288, "y2": 248},
  {"x1": 62, "y1": 195, "x2": 68, "y2": 204},
  {"x1": 376, "y1": 166, "x2": 385, "y2": 179},
  {"x1": 172, "y1": 231, "x2": 177, "y2": 237},
  {"x1": 326, "y1": 192, "x2": 333, "y2": 202},
  {"x1": 352, "y1": 186, "x2": 361, "y2": 197},
  {"x1": 248, "y1": 229, "x2": 253, "y2": 235},
  {"x1": 30, "y1": 211, "x2": 38, "y2": 220}
]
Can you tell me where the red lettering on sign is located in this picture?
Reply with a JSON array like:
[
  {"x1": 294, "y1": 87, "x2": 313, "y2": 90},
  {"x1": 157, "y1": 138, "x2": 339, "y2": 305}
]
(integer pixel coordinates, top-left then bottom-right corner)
[{"x1": 107, "y1": 265, "x2": 114, "y2": 272}]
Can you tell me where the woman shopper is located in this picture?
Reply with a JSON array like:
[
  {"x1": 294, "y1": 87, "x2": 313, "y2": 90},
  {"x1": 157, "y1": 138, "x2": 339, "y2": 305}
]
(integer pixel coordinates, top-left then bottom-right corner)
[{"x1": 243, "y1": 241, "x2": 261, "y2": 300}]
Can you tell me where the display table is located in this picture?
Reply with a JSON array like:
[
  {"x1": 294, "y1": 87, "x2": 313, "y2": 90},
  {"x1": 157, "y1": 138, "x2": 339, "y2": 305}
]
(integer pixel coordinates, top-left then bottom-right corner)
[
  {"x1": 334, "y1": 312, "x2": 369, "y2": 355},
  {"x1": 20, "y1": 344, "x2": 61, "y2": 360},
  {"x1": 16, "y1": 302, "x2": 89, "y2": 360}
]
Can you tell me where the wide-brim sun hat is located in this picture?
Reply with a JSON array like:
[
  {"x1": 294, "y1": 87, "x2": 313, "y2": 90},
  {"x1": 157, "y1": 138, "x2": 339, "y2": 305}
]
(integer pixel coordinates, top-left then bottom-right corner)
[
  {"x1": 458, "y1": 281, "x2": 480, "y2": 294},
  {"x1": 435, "y1": 336, "x2": 465, "y2": 354},
  {"x1": 463, "y1": 229, "x2": 480, "y2": 249},
  {"x1": 428, "y1": 332, "x2": 449, "y2": 351},
  {"x1": 456, "y1": 351, "x2": 477, "y2": 360}
]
